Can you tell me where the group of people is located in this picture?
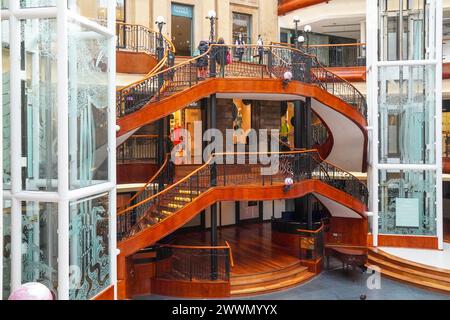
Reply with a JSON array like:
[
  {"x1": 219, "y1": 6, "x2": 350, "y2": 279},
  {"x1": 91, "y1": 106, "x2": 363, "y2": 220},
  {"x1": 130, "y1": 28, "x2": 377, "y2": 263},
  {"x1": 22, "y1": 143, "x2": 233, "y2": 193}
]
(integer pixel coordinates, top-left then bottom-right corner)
[{"x1": 194, "y1": 34, "x2": 265, "y2": 79}]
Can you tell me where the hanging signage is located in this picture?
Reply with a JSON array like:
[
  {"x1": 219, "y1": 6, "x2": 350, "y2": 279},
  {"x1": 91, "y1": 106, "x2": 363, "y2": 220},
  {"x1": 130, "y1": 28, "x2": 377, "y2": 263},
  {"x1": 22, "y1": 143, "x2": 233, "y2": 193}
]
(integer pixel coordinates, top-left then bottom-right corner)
[
  {"x1": 171, "y1": 3, "x2": 193, "y2": 19},
  {"x1": 395, "y1": 198, "x2": 420, "y2": 228}
]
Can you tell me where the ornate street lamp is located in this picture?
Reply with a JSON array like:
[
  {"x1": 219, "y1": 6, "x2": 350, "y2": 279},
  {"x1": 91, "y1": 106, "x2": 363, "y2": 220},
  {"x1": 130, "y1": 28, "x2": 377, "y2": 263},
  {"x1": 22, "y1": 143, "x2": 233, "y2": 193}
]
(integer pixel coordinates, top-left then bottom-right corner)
[
  {"x1": 155, "y1": 16, "x2": 166, "y2": 61},
  {"x1": 298, "y1": 35, "x2": 305, "y2": 50},
  {"x1": 206, "y1": 10, "x2": 218, "y2": 43},
  {"x1": 303, "y1": 25, "x2": 312, "y2": 52}
]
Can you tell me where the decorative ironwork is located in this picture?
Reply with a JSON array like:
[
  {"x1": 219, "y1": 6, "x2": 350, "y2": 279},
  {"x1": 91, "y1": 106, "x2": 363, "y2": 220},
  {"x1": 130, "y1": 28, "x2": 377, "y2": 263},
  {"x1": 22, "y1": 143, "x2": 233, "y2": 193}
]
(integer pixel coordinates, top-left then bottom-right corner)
[
  {"x1": 69, "y1": 194, "x2": 110, "y2": 300},
  {"x1": 117, "y1": 151, "x2": 368, "y2": 243}
]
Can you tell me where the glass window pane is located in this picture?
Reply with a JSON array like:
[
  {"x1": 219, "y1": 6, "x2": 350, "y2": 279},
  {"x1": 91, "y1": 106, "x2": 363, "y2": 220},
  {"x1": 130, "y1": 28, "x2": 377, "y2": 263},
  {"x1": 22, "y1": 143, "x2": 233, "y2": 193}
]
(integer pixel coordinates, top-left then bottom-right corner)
[
  {"x1": 1, "y1": 0, "x2": 8, "y2": 9},
  {"x1": 379, "y1": 170, "x2": 436, "y2": 236},
  {"x1": 69, "y1": 193, "x2": 110, "y2": 300},
  {"x1": 2, "y1": 199, "x2": 11, "y2": 300},
  {"x1": 378, "y1": 65, "x2": 436, "y2": 164},
  {"x1": 21, "y1": 18, "x2": 58, "y2": 191},
  {"x1": 232, "y1": 13, "x2": 252, "y2": 45},
  {"x1": 68, "y1": 20, "x2": 109, "y2": 190},
  {"x1": 2, "y1": 20, "x2": 10, "y2": 190},
  {"x1": 20, "y1": 0, "x2": 56, "y2": 8},
  {"x1": 73, "y1": 0, "x2": 108, "y2": 25},
  {"x1": 21, "y1": 201, "x2": 58, "y2": 296}
]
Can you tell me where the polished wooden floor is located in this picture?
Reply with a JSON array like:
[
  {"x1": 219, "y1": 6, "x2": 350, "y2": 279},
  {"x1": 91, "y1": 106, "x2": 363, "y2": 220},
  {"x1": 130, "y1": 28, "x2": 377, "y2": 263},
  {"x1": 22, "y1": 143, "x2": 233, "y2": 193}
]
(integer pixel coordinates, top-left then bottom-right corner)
[{"x1": 171, "y1": 222, "x2": 301, "y2": 277}]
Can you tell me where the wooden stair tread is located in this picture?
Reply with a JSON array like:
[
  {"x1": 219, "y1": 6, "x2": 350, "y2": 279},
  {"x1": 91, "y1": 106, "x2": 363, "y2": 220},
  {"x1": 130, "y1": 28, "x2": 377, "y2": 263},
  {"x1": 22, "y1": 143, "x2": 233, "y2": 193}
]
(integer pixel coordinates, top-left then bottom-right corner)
[
  {"x1": 369, "y1": 265, "x2": 450, "y2": 293},
  {"x1": 369, "y1": 248, "x2": 450, "y2": 275},
  {"x1": 368, "y1": 255, "x2": 450, "y2": 284},
  {"x1": 230, "y1": 271, "x2": 315, "y2": 296},
  {"x1": 231, "y1": 268, "x2": 308, "y2": 288},
  {"x1": 231, "y1": 262, "x2": 306, "y2": 285}
]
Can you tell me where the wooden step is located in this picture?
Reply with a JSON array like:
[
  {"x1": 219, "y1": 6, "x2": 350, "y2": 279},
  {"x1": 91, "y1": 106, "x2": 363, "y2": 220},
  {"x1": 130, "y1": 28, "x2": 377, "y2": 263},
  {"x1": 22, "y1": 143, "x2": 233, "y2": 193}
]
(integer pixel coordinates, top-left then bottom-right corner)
[
  {"x1": 231, "y1": 262, "x2": 305, "y2": 286},
  {"x1": 230, "y1": 269, "x2": 315, "y2": 296},
  {"x1": 367, "y1": 248, "x2": 450, "y2": 293}
]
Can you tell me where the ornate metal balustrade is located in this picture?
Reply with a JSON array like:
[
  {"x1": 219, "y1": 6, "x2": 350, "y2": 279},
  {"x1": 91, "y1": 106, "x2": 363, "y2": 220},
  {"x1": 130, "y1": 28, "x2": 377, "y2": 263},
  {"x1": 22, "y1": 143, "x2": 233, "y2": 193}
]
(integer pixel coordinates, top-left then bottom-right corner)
[
  {"x1": 116, "y1": 43, "x2": 367, "y2": 120},
  {"x1": 155, "y1": 244, "x2": 233, "y2": 282},
  {"x1": 117, "y1": 135, "x2": 158, "y2": 164},
  {"x1": 116, "y1": 22, "x2": 175, "y2": 117},
  {"x1": 117, "y1": 154, "x2": 174, "y2": 240},
  {"x1": 444, "y1": 131, "x2": 450, "y2": 158},
  {"x1": 117, "y1": 150, "x2": 368, "y2": 242}
]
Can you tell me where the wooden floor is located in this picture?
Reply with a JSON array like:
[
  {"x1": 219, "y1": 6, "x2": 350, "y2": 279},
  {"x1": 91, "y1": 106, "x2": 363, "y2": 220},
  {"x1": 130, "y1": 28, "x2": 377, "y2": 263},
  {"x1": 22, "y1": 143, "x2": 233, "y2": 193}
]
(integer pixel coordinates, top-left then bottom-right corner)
[
  {"x1": 171, "y1": 222, "x2": 301, "y2": 276},
  {"x1": 171, "y1": 222, "x2": 315, "y2": 296}
]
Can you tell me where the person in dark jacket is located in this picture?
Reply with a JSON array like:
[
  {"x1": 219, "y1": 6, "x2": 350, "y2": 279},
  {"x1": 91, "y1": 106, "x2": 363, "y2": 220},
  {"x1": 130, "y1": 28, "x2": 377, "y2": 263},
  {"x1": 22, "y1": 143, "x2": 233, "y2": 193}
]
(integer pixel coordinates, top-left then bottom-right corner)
[
  {"x1": 215, "y1": 37, "x2": 229, "y2": 77},
  {"x1": 196, "y1": 40, "x2": 209, "y2": 80}
]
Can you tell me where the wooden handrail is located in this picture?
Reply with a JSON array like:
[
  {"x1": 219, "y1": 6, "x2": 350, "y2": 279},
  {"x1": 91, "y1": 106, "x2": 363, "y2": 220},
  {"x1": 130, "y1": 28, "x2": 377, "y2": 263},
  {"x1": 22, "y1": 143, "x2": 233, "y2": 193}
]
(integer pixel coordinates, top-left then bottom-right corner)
[
  {"x1": 159, "y1": 244, "x2": 230, "y2": 250},
  {"x1": 297, "y1": 223, "x2": 324, "y2": 235},
  {"x1": 117, "y1": 153, "x2": 171, "y2": 212},
  {"x1": 115, "y1": 22, "x2": 175, "y2": 93},
  {"x1": 225, "y1": 241, "x2": 235, "y2": 268},
  {"x1": 159, "y1": 242, "x2": 235, "y2": 271},
  {"x1": 309, "y1": 43, "x2": 366, "y2": 48},
  {"x1": 273, "y1": 134, "x2": 366, "y2": 187}
]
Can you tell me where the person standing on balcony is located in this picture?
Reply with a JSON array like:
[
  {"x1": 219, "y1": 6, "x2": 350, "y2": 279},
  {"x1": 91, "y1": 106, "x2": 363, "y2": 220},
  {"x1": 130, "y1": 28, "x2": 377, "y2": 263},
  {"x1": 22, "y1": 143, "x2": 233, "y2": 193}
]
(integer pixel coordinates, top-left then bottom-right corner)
[
  {"x1": 235, "y1": 33, "x2": 245, "y2": 62},
  {"x1": 280, "y1": 118, "x2": 291, "y2": 151},
  {"x1": 215, "y1": 37, "x2": 229, "y2": 78},
  {"x1": 195, "y1": 40, "x2": 209, "y2": 80},
  {"x1": 257, "y1": 35, "x2": 264, "y2": 64}
]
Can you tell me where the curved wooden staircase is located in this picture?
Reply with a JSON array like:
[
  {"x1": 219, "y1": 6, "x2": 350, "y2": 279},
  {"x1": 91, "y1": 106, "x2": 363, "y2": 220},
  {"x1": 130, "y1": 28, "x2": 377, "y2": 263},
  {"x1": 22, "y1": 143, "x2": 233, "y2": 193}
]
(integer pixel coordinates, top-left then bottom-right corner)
[
  {"x1": 367, "y1": 248, "x2": 450, "y2": 294},
  {"x1": 230, "y1": 262, "x2": 314, "y2": 296}
]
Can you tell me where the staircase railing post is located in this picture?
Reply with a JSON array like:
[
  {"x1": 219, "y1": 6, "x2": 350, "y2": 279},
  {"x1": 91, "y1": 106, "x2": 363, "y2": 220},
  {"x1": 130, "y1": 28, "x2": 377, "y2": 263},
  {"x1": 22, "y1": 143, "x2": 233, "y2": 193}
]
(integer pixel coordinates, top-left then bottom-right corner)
[
  {"x1": 210, "y1": 46, "x2": 216, "y2": 78},
  {"x1": 268, "y1": 47, "x2": 273, "y2": 76}
]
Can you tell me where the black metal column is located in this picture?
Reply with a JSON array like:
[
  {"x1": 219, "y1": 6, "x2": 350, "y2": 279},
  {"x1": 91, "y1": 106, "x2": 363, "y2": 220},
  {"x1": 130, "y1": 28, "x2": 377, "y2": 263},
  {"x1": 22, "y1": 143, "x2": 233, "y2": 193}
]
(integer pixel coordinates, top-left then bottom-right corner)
[{"x1": 209, "y1": 94, "x2": 218, "y2": 280}]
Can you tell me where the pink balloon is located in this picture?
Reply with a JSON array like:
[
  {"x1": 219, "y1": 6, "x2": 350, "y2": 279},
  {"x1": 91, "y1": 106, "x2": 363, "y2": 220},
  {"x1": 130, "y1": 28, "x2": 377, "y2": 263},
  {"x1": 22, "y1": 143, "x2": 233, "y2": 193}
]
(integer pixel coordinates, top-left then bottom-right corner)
[{"x1": 8, "y1": 282, "x2": 54, "y2": 300}]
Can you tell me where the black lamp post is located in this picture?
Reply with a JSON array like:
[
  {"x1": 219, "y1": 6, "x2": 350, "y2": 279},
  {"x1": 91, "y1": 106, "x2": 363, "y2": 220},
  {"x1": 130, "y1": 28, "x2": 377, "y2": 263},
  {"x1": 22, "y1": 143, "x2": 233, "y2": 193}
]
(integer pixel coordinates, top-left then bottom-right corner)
[
  {"x1": 206, "y1": 10, "x2": 218, "y2": 43},
  {"x1": 293, "y1": 16, "x2": 300, "y2": 48},
  {"x1": 303, "y1": 25, "x2": 312, "y2": 52},
  {"x1": 155, "y1": 16, "x2": 166, "y2": 62}
]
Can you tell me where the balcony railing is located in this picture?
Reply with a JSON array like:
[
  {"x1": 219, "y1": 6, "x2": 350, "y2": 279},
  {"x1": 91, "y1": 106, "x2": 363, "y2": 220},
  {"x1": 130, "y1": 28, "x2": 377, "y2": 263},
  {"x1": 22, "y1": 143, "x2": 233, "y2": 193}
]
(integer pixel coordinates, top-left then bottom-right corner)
[
  {"x1": 116, "y1": 44, "x2": 367, "y2": 119},
  {"x1": 116, "y1": 135, "x2": 158, "y2": 164},
  {"x1": 155, "y1": 243, "x2": 234, "y2": 282},
  {"x1": 117, "y1": 150, "x2": 368, "y2": 242},
  {"x1": 444, "y1": 131, "x2": 450, "y2": 158}
]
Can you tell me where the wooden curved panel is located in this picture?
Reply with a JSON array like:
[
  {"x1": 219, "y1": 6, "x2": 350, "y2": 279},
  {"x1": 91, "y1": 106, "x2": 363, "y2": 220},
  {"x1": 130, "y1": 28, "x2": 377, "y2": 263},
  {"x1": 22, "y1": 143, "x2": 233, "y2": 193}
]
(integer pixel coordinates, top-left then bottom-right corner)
[
  {"x1": 278, "y1": 0, "x2": 329, "y2": 15},
  {"x1": 117, "y1": 180, "x2": 367, "y2": 258},
  {"x1": 117, "y1": 51, "x2": 158, "y2": 74},
  {"x1": 117, "y1": 163, "x2": 159, "y2": 184},
  {"x1": 325, "y1": 67, "x2": 366, "y2": 82}
]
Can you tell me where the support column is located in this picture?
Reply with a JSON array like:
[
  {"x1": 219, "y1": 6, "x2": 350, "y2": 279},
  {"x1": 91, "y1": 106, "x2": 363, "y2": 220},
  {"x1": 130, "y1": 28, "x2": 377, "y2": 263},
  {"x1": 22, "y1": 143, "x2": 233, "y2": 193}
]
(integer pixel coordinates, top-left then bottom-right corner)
[{"x1": 209, "y1": 94, "x2": 218, "y2": 280}]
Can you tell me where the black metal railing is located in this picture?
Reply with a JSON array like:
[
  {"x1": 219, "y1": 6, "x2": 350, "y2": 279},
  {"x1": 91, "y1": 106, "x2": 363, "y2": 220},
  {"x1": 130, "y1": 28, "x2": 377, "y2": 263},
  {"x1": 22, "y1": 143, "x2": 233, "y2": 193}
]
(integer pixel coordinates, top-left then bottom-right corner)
[
  {"x1": 117, "y1": 135, "x2": 158, "y2": 164},
  {"x1": 312, "y1": 122, "x2": 329, "y2": 146},
  {"x1": 117, "y1": 154, "x2": 175, "y2": 240},
  {"x1": 155, "y1": 244, "x2": 232, "y2": 282},
  {"x1": 116, "y1": 43, "x2": 367, "y2": 120},
  {"x1": 116, "y1": 22, "x2": 157, "y2": 54},
  {"x1": 444, "y1": 131, "x2": 450, "y2": 158},
  {"x1": 116, "y1": 22, "x2": 175, "y2": 118},
  {"x1": 117, "y1": 150, "x2": 368, "y2": 242}
]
